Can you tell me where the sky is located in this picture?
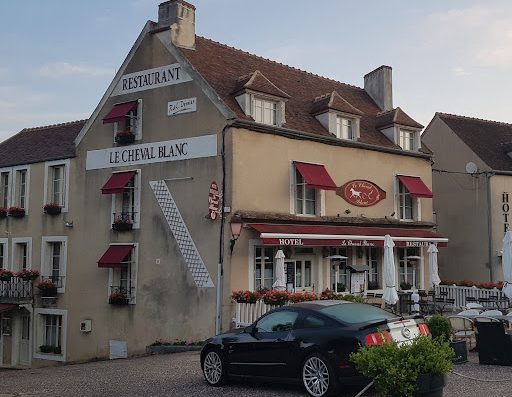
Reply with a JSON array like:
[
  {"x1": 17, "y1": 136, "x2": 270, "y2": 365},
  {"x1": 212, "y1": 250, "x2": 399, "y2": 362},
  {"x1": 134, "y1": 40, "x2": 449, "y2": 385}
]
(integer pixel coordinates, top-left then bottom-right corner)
[{"x1": 1, "y1": 0, "x2": 512, "y2": 142}]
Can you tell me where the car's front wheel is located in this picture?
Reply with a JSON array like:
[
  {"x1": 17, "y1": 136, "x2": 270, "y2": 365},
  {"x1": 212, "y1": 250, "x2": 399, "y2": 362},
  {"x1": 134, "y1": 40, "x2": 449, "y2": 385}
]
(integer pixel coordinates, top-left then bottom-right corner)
[
  {"x1": 302, "y1": 353, "x2": 339, "y2": 397},
  {"x1": 202, "y1": 350, "x2": 228, "y2": 386}
]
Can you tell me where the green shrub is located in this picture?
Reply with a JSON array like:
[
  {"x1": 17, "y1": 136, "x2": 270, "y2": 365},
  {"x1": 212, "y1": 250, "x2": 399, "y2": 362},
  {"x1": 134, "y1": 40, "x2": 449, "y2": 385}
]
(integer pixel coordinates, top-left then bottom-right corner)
[
  {"x1": 350, "y1": 336, "x2": 453, "y2": 397},
  {"x1": 339, "y1": 294, "x2": 365, "y2": 303},
  {"x1": 425, "y1": 315, "x2": 452, "y2": 341}
]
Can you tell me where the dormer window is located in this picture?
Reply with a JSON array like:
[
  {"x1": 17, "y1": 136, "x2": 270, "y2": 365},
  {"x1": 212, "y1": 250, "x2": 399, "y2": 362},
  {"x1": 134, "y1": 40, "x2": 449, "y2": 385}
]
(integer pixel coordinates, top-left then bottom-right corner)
[
  {"x1": 375, "y1": 107, "x2": 423, "y2": 151},
  {"x1": 399, "y1": 129, "x2": 416, "y2": 151},
  {"x1": 253, "y1": 97, "x2": 277, "y2": 126},
  {"x1": 336, "y1": 116, "x2": 354, "y2": 140}
]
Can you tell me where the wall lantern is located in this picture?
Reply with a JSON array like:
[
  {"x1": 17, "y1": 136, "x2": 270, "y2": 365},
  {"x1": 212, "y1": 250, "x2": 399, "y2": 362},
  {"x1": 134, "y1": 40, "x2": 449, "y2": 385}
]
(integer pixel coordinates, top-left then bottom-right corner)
[{"x1": 229, "y1": 214, "x2": 243, "y2": 253}]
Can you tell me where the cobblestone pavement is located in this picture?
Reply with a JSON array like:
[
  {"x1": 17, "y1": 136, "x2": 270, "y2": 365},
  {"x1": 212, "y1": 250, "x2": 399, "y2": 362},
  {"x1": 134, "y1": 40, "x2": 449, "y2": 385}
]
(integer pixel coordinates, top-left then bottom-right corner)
[{"x1": 0, "y1": 351, "x2": 511, "y2": 397}]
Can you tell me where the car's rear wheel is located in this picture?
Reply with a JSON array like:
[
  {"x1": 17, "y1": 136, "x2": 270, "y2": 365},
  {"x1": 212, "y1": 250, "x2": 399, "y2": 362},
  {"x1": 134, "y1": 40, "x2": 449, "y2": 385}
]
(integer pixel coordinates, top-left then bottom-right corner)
[
  {"x1": 202, "y1": 350, "x2": 228, "y2": 386},
  {"x1": 302, "y1": 353, "x2": 339, "y2": 397}
]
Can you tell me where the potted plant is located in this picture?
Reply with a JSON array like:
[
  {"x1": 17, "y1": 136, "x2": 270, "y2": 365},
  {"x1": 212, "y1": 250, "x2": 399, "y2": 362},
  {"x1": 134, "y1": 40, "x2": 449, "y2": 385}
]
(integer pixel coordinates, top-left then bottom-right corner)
[
  {"x1": 15, "y1": 269, "x2": 40, "y2": 280},
  {"x1": 0, "y1": 268, "x2": 13, "y2": 281},
  {"x1": 109, "y1": 290, "x2": 129, "y2": 305},
  {"x1": 0, "y1": 208, "x2": 7, "y2": 218},
  {"x1": 112, "y1": 218, "x2": 134, "y2": 232},
  {"x1": 37, "y1": 279, "x2": 58, "y2": 297},
  {"x1": 43, "y1": 203, "x2": 62, "y2": 215},
  {"x1": 400, "y1": 281, "x2": 412, "y2": 290},
  {"x1": 231, "y1": 290, "x2": 260, "y2": 304},
  {"x1": 7, "y1": 206, "x2": 25, "y2": 218},
  {"x1": 39, "y1": 345, "x2": 60, "y2": 354},
  {"x1": 262, "y1": 290, "x2": 290, "y2": 306},
  {"x1": 350, "y1": 335, "x2": 454, "y2": 397},
  {"x1": 426, "y1": 315, "x2": 467, "y2": 364},
  {"x1": 115, "y1": 130, "x2": 136, "y2": 145}
]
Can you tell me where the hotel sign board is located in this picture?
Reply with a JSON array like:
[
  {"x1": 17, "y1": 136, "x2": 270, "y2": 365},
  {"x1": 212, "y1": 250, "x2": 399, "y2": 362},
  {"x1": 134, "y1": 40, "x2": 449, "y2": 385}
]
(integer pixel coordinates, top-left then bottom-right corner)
[
  {"x1": 262, "y1": 238, "x2": 447, "y2": 248},
  {"x1": 86, "y1": 134, "x2": 217, "y2": 170},
  {"x1": 112, "y1": 63, "x2": 192, "y2": 96}
]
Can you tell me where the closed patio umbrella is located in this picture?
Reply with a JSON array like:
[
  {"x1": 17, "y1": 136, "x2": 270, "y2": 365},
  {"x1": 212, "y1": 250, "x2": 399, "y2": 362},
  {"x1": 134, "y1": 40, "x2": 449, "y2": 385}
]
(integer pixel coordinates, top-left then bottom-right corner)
[
  {"x1": 501, "y1": 231, "x2": 512, "y2": 299},
  {"x1": 383, "y1": 234, "x2": 399, "y2": 305},
  {"x1": 272, "y1": 249, "x2": 286, "y2": 291},
  {"x1": 428, "y1": 244, "x2": 441, "y2": 288}
]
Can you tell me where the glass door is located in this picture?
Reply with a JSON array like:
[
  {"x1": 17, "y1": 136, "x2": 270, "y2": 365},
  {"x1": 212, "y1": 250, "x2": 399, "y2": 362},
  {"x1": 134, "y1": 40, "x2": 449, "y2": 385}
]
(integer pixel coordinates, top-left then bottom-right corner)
[{"x1": 294, "y1": 259, "x2": 313, "y2": 292}]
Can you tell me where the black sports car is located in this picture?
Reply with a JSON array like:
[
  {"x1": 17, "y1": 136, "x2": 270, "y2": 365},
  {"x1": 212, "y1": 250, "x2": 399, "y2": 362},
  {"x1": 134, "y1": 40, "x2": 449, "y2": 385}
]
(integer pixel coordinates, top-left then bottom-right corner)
[{"x1": 201, "y1": 300, "x2": 429, "y2": 397}]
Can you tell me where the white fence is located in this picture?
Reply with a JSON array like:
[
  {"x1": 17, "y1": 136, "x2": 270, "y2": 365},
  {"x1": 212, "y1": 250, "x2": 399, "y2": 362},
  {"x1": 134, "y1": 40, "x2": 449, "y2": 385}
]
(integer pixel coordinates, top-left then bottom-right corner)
[
  {"x1": 234, "y1": 301, "x2": 281, "y2": 328},
  {"x1": 435, "y1": 284, "x2": 506, "y2": 309}
]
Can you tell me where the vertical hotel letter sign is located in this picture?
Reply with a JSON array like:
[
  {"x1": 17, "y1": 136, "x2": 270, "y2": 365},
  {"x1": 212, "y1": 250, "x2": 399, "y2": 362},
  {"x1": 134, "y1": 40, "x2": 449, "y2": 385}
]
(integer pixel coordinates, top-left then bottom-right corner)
[{"x1": 504, "y1": 192, "x2": 510, "y2": 233}]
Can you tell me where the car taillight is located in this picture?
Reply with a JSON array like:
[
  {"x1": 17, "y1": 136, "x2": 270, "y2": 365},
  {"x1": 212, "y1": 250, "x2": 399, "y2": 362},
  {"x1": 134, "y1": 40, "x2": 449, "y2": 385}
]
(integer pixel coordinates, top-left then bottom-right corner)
[
  {"x1": 364, "y1": 331, "x2": 391, "y2": 346},
  {"x1": 418, "y1": 323, "x2": 429, "y2": 336}
]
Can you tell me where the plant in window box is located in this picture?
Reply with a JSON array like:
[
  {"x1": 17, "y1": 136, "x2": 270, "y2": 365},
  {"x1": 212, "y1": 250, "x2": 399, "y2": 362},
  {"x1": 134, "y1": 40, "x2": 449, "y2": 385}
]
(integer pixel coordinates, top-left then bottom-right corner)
[
  {"x1": 231, "y1": 290, "x2": 260, "y2": 304},
  {"x1": 262, "y1": 290, "x2": 290, "y2": 306},
  {"x1": 37, "y1": 279, "x2": 58, "y2": 297},
  {"x1": 43, "y1": 203, "x2": 62, "y2": 215},
  {"x1": 115, "y1": 130, "x2": 136, "y2": 145},
  {"x1": 109, "y1": 290, "x2": 129, "y2": 305},
  {"x1": 112, "y1": 217, "x2": 134, "y2": 232},
  {"x1": 400, "y1": 281, "x2": 412, "y2": 291},
  {"x1": 15, "y1": 269, "x2": 40, "y2": 280},
  {"x1": 0, "y1": 207, "x2": 7, "y2": 218},
  {"x1": 39, "y1": 345, "x2": 54, "y2": 354},
  {"x1": 7, "y1": 206, "x2": 25, "y2": 218},
  {"x1": 0, "y1": 269, "x2": 13, "y2": 281}
]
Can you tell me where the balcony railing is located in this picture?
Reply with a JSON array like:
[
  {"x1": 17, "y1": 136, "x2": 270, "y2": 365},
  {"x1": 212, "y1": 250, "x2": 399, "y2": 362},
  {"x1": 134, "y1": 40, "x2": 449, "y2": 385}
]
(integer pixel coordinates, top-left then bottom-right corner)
[
  {"x1": 108, "y1": 286, "x2": 134, "y2": 305},
  {"x1": 0, "y1": 277, "x2": 33, "y2": 302}
]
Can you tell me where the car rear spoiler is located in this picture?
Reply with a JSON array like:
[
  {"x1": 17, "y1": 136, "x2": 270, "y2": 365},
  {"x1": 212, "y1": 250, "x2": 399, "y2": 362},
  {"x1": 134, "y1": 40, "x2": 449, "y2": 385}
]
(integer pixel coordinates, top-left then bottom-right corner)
[{"x1": 357, "y1": 314, "x2": 423, "y2": 330}]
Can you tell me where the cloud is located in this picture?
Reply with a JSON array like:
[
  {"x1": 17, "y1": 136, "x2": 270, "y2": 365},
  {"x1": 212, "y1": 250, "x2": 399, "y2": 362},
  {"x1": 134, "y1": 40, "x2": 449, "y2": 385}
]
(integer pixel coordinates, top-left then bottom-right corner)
[
  {"x1": 451, "y1": 67, "x2": 472, "y2": 77},
  {"x1": 36, "y1": 62, "x2": 115, "y2": 78}
]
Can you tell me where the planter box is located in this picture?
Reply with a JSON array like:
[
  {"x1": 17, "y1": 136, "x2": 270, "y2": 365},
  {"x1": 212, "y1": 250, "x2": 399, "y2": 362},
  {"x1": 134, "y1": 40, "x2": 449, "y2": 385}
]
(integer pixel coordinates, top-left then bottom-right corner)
[
  {"x1": 40, "y1": 287, "x2": 58, "y2": 297},
  {"x1": 413, "y1": 374, "x2": 446, "y2": 397},
  {"x1": 115, "y1": 132, "x2": 135, "y2": 145},
  {"x1": 109, "y1": 297, "x2": 129, "y2": 305},
  {"x1": 44, "y1": 206, "x2": 62, "y2": 215},
  {"x1": 112, "y1": 222, "x2": 133, "y2": 232},
  {"x1": 145, "y1": 345, "x2": 203, "y2": 355},
  {"x1": 8, "y1": 210, "x2": 25, "y2": 218},
  {"x1": 0, "y1": 211, "x2": 7, "y2": 218},
  {"x1": 450, "y1": 340, "x2": 468, "y2": 364}
]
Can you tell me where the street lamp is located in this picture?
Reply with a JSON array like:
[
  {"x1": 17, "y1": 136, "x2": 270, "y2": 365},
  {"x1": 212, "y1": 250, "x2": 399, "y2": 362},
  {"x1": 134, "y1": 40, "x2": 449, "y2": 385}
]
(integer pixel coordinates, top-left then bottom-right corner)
[{"x1": 229, "y1": 214, "x2": 243, "y2": 253}]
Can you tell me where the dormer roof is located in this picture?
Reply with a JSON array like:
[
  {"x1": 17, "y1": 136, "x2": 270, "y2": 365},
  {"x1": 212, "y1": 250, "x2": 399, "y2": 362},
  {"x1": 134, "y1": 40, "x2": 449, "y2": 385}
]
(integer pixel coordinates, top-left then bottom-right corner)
[
  {"x1": 310, "y1": 91, "x2": 364, "y2": 117},
  {"x1": 232, "y1": 70, "x2": 290, "y2": 99},
  {"x1": 375, "y1": 107, "x2": 424, "y2": 129}
]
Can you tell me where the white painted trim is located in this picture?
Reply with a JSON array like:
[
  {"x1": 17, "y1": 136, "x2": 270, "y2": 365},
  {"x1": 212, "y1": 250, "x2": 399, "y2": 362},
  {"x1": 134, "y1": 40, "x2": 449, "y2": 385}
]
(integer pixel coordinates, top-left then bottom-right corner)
[
  {"x1": 289, "y1": 161, "x2": 295, "y2": 214},
  {"x1": 33, "y1": 308, "x2": 67, "y2": 362},
  {"x1": 43, "y1": 159, "x2": 70, "y2": 212},
  {"x1": 11, "y1": 165, "x2": 30, "y2": 212},
  {"x1": 10, "y1": 237, "x2": 32, "y2": 272},
  {"x1": 248, "y1": 239, "x2": 259, "y2": 290},
  {"x1": 0, "y1": 238, "x2": 8, "y2": 269},
  {"x1": 0, "y1": 167, "x2": 13, "y2": 209},
  {"x1": 260, "y1": 232, "x2": 449, "y2": 244},
  {"x1": 40, "y1": 236, "x2": 68, "y2": 293}
]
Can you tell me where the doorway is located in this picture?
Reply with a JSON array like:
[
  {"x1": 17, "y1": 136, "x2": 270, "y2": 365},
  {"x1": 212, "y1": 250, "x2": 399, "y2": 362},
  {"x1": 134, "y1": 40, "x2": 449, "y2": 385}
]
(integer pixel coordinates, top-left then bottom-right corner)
[
  {"x1": 285, "y1": 258, "x2": 314, "y2": 292},
  {"x1": 19, "y1": 314, "x2": 30, "y2": 366}
]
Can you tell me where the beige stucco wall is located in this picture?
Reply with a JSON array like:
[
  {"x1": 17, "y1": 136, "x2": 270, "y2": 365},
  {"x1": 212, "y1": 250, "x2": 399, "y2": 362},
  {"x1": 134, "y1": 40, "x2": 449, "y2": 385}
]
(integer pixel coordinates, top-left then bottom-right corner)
[{"x1": 422, "y1": 116, "x2": 491, "y2": 282}]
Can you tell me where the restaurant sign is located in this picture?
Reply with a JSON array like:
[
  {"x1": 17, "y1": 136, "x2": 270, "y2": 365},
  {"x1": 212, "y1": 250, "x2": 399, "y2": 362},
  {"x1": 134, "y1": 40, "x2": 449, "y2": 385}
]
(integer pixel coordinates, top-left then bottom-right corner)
[
  {"x1": 208, "y1": 181, "x2": 221, "y2": 220},
  {"x1": 336, "y1": 180, "x2": 386, "y2": 207},
  {"x1": 168, "y1": 97, "x2": 197, "y2": 117},
  {"x1": 86, "y1": 134, "x2": 217, "y2": 170}
]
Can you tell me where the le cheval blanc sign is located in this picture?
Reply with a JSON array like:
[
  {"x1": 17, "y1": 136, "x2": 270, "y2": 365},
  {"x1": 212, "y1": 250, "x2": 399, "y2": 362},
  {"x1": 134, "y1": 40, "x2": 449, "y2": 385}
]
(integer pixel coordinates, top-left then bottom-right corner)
[
  {"x1": 112, "y1": 63, "x2": 192, "y2": 96},
  {"x1": 86, "y1": 135, "x2": 217, "y2": 170},
  {"x1": 336, "y1": 180, "x2": 386, "y2": 207}
]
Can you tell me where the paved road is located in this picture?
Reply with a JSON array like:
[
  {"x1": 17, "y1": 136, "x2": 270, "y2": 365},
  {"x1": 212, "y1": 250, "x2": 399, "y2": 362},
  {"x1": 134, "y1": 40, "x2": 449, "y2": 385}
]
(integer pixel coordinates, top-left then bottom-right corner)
[{"x1": 1, "y1": 351, "x2": 512, "y2": 396}]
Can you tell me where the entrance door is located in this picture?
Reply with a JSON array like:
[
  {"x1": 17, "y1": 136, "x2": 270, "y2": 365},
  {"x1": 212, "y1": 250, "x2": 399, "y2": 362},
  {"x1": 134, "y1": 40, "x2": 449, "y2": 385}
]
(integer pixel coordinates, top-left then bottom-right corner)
[
  {"x1": 294, "y1": 259, "x2": 313, "y2": 292},
  {"x1": 19, "y1": 314, "x2": 30, "y2": 366}
]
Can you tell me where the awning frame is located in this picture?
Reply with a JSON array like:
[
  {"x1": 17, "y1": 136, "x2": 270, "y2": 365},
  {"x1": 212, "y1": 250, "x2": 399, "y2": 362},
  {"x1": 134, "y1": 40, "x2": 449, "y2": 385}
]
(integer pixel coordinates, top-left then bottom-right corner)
[{"x1": 294, "y1": 161, "x2": 337, "y2": 191}]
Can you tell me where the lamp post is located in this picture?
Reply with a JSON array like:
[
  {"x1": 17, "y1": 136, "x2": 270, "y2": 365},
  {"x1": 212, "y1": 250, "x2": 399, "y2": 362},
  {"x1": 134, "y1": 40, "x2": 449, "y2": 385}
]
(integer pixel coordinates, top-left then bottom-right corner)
[{"x1": 229, "y1": 215, "x2": 243, "y2": 253}]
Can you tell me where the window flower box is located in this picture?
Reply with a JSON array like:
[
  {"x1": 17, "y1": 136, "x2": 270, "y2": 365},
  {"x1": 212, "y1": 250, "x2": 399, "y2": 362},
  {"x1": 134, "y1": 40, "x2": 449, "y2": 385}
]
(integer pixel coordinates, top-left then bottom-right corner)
[
  {"x1": 109, "y1": 290, "x2": 129, "y2": 305},
  {"x1": 8, "y1": 206, "x2": 25, "y2": 218},
  {"x1": 112, "y1": 218, "x2": 134, "y2": 232},
  {"x1": 115, "y1": 131, "x2": 136, "y2": 145},
  {"x1": 0, "y1": 269, "x2": 13, "y2": 281},
  {"x1": 43, "y1": 203, "x2": 62, "y2": 215},
  {"x1": 37, "y1": 279, "x2": 58, "y2": 297},
  {"x1": 15, "y1": 269, "x2": 40, "y2": 281},
  {"x1": 39, "y1": 345, "x2": 61, "y2": 354},
  {"x1": 0, "y1": 208, "x2": 7, "y2": 218}
]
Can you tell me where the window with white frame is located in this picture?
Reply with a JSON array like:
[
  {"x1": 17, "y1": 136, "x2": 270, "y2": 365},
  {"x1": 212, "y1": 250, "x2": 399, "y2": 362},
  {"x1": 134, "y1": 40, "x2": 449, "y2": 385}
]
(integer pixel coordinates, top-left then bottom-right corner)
[
  {"x1": 0, "y1": 240, "x2": 7, "y2": 268},
  {"x1": 111, "y1": 171, "x2": 140, "y2": 229},
  {"x1": 294, "y1": 259, "x2": 313, "y2": 291},
  {"x1": 366, "y1": 247, "x2": 380, "y2": 289},
  {"x1": 14, "y1": 242, "x2": 28, "y2": 271},
  {"x1": 34, "y1": 308, "x2": 67, "y2": 361},
  {"x1": 399, "y1": 129, "x2": 416, "y2": 151},
  {"x1": 44, "y1": 160, "x2": 69, "y2": 210},
  {"x1": 109, "y1": 247, "x2": 137, "y2": 304},
  {"x1": 329, "y1": 247, "x2": 350, "y2": 292},
  {"x1": 0, "y1": 171, "x2": 10, "y2": 208},
  {"x1": 295, "y1": 167, "x2": 317, "y2": 216},
  {"x1": 336, "y1": 116, "x2": 355, "y2": 140},
  {"x1": 254, "y1": 246, "x2": 275, "y2": 290},
  {"x1": 42, "y1": 237, "x2": 67, "y2": 292},
  {"x1": 113, "y1": 100, "x2": 142, "y2": 141},
  {"x1": 398, "y1": 248, "x2": 420, "y2": 289},
  {"x1": 398, "y1": 180, "x2": 415, "y2": 220},
  {"x1": 252, "y1": 97, "x2": 277, "y2": 126},
  {"x1": 14, "y1": 168, "x2": 28, "y2": 209}
]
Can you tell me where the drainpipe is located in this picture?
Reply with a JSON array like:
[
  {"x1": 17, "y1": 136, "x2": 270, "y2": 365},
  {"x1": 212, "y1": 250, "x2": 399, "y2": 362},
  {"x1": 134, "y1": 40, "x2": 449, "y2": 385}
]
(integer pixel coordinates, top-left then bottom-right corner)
[{"x1": 486, "y1": 172, "x2": 494, "y2": 281}]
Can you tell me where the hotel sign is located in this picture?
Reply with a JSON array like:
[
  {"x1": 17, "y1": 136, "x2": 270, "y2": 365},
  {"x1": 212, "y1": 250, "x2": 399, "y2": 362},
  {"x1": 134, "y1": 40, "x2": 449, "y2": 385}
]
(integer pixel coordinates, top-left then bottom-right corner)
[
  {"x1": 86, "y1": 134, "x2": 217, "y2": 170},
  {"x1": 263, "y1": 238, "x2": 446, "y2": 248},
  {"x1": 168, "y1": 97, "x2": 197, "y2": 116},
  {"x1": 337, "y1": 180, "x2": 386, "y2": 207},
  {"x1": 112, "y1": 63, "x2": 192, "y2": 96}
]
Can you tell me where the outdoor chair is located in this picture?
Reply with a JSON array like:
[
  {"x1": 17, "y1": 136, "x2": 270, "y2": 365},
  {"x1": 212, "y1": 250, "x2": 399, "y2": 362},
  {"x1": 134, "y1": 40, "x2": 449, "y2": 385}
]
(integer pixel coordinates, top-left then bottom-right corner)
[
  {"x1": 475, "y1": 321, "x2": 512, "y2": 366},
  {"x1": 466, "y1": 302, "x2": 483, "y2": 310},
  {"x1": 448, "y1": 316, "x2": 476, "y2": 350},
  {"x1": 434, "y1": 297, "x2": 455, "y2": 315},
  {"x1": 458, "y1": 309, "x2": 481, "y2": 316}
]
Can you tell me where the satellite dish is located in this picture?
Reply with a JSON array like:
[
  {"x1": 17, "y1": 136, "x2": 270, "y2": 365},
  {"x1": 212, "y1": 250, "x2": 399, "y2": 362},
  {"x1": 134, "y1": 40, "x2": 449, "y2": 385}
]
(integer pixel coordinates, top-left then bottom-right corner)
[{"x1": 465, "y1": 162, "x2": 478, "y2": 174}]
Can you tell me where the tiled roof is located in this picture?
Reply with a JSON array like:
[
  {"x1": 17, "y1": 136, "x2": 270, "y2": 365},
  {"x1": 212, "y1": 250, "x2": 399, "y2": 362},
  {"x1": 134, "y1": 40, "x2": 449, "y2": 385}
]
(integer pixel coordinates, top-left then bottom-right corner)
[
  {"x1": 310, "y1": 91, "x2": 364, "y2": 116},
  {"x1": 0, "y1": 120, "x2": 86, "y2": 168},
  {"x1": 232, "y1": 70, "x2": 290, "y2": 98},
  {"x1": 437, "y1": 113, "x2": 512, "y2": 171},
  {"x1": 375, "y1": 107, "x2": 424, "y2": 129},
  {"x1": 181, "y1": 37, "x2": 424, "y2": 149}
]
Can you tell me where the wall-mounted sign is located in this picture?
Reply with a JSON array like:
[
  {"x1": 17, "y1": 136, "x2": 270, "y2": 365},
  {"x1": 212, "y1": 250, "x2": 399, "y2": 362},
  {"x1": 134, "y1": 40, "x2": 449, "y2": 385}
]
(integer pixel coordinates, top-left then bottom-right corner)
[
  {"x1": 208, "y1": 181, "x2": 221, "y2": 220},
  {"x1": 336, "y1": 180, "x2": 386, "y2": 207},
  {"x1": 86, "y1": 134, "x2": 217, "y2": 170},
  {"x1": 503, "y1": 192, "x2": 510, "y2": 233},
  {"x1": 262, "y1": 238, "x2": 446, "y2": 248},
  {"x1": 112, "y1": 63, "x2": 192, "y2": 96},
  {"x1": 168, "y1": 97, "x2": 197, "y2": 116}
]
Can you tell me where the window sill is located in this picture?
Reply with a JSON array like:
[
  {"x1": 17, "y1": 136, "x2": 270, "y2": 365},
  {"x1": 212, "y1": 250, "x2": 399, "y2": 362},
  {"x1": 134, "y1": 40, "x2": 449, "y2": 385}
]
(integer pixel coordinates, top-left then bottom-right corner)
[{"x1": 34, "y1": 352, "x2": 65, "y2": 362}]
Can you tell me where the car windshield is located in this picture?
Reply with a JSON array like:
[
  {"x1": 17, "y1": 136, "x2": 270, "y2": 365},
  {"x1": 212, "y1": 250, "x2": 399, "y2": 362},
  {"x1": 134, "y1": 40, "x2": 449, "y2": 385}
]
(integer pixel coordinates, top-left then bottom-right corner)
[{"x1": 320, "y1": 303, "x2": 397, "y2": 324}]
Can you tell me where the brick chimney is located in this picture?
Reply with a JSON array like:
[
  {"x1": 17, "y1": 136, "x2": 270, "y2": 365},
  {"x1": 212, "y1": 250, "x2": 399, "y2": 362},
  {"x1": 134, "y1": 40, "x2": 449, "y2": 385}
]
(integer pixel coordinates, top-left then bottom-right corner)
[
  {"x1": 158, "y1": 0, "x2": 196, "y2": 49},
  {"x1": 364, "y1": 65, "x2": 393, "y2": 111}
]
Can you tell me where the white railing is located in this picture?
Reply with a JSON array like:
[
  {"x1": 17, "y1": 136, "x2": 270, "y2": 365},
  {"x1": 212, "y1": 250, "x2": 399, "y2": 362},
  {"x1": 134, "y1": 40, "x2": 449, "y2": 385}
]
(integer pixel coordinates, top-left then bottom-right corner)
[
  {"x1": 234, "y1": 301, "x2": 281, "y2": 328},
  {"x1": 435, "y1": 284, "x2": 506, "y2": 309}
]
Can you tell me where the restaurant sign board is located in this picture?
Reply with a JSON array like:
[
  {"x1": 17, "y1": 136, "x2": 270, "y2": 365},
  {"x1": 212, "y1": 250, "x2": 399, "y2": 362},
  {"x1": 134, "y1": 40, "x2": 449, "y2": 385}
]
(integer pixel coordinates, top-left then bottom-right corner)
[
  {"x1": 262, "y1": 238, "x2": 447, "y2": 248},
  {"x1": 168, "y1": 97, "x2": 197, "y2": 116},
  {"x1": 208, "y1": 181, "x2": 221, "y2": 220},
  {"x1": 336, "y1": 180, "x2": 386, "y2": 207}
]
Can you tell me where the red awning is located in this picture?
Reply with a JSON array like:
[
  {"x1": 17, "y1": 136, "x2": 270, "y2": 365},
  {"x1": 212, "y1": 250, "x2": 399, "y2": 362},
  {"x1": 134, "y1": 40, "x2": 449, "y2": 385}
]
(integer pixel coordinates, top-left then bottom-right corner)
[
  {"x1": 102, "y1": 101, "x2": 138, "y2": 124},
  {"x1": 0, "y1": 304, "x2": 17, "y2": 314},
  {"x1": 101, "y1": 171, "x2": 137, "y2": 194},
  {"x1": 98, "y1": 245, "x2": 134, "y2": 268},
  {"x1": 249, "y1": 223, "x2": 448, "y2": 248},
  {"x1": 398, "y1": 176, "x2": 433, "y2": 198},
  {"x1": 294, "y1": 162, "x2": 337, "y2": 191}
]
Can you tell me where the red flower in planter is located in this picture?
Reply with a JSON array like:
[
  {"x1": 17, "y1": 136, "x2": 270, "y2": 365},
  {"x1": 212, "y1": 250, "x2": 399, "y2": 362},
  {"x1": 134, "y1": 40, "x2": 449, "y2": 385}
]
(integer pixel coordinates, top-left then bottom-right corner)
[
  {"x1": 15, "y1": 269, "x2": 40, "y2": 280},
  {"x1": 0, "y1": 268, "x2": 13, "y2": 281},
  {"x1": 37, "y1": 279, "x2": 57, "y2": 290},
  {"x1": 112, "y1": 218, "x2": 134, "y2": 231},
  {"x1": 43, "y1": 203, "x2": 62, "y2": 215},
  {"x1": 231, "y1": 290, "x2": 260, "y2": 303},
  {"x1": 109, "y1": 290, "x2": 129, "y2": 305},
  {"x1": 7, "y1": 206, "x2": 25, "y2": 217},
  {"x1": 262, "y1": 290, "x2": 290, "y2": 306}
]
